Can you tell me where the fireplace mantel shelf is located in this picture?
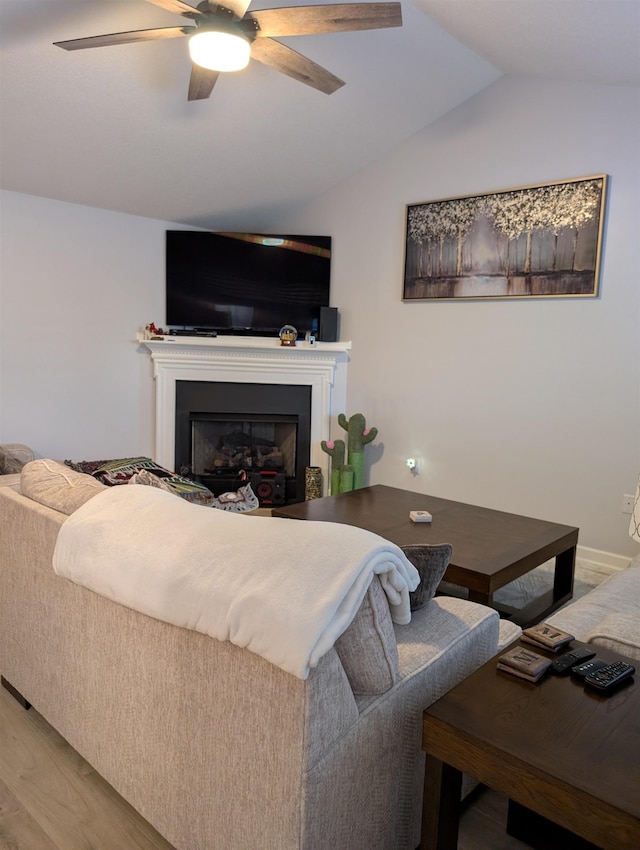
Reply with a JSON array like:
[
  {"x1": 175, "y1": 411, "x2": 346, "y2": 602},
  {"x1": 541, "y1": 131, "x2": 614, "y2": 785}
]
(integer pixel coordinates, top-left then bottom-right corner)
[
  {"x1": 139, "y1": 333, "x2": 351, "y2": 494},
  {"x1": 138, "y1": 334, "x2": 351, "y2": 355}
]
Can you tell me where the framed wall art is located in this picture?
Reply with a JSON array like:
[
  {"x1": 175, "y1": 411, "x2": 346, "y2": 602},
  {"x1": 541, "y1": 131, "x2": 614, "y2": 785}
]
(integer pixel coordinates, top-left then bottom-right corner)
[{"x1": 402, "y1": 174, "x2": 608, "y2": 301}]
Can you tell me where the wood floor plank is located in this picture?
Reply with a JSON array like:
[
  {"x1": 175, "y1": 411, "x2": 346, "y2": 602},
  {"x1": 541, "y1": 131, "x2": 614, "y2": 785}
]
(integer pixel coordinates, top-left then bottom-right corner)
[
  {"x1": 22, "y1": 709, "x2": 94, "y2": 779},
  {"x1": 83, "y1": 770, "x2": 177, "y2": 850},
  {"x1": 0, "y1": 809, "x2": 61, "y2": 850},
  {"x1": 459, "y1": 788, "x2": 533, "y2": 850},
  {"x1": 0, "y1": 778, "x2": 23, "y2": 818},
  {"x1": 0, "y1": 687, "x2": 175, "y2": 850}
]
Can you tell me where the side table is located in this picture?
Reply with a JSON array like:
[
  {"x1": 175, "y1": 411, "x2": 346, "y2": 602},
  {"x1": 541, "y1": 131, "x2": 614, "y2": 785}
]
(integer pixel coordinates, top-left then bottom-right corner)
[{"x1": 421, "y1": 641, "x2": 640, "y2": 850}]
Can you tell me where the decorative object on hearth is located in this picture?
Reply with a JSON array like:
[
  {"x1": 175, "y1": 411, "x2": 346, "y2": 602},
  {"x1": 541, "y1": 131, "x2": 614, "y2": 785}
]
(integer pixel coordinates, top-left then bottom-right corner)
[
  {"x1": 338, "y1": 464, "x2": 355, "y2": 493},
  {"x1": 630, "y1": 474, "x2": 640, "y2": 542},
  {"x1": 338, "y1": 412, "x2": 378, "y2": 490},
  {"x1": 53, "y1": 0, "x2": 402, "y2": 101},
  {"x1": 279, "y1": 325, "x2": 297, "y2": 346},
  {"x1": 305, "y1": 466, "x2": 322, "y2": 500},
  {"x1": 250, "y1": 469, "x2": 286, "y2": 505},
  {"x1": 210, "y1": 482, "x2": 259, "y2": 511},
  {"x1": 320, "y1": 438, "x2": 345, "y2": 495},
  {"x1": 400, "y1": 543, "x2": 452, "y2": 611}
]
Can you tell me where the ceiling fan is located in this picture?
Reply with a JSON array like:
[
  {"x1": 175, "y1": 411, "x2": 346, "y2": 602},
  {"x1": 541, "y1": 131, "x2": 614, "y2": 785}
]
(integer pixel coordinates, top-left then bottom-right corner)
[{"x1": 53, "y1": 0, "x2": 402, "y2": 101}]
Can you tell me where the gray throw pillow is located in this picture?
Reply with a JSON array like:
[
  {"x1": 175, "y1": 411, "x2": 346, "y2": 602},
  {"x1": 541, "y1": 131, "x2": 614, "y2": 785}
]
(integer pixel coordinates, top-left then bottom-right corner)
[
  {"x1": 334, "y1": 576, "x2": 399, "y2": 695},
  {"x1": 400, "y1": 543, "x2": 453, "y2": 611},
  {"x1": 0, "y1": 448, "x2": 25, "y2": 475}
]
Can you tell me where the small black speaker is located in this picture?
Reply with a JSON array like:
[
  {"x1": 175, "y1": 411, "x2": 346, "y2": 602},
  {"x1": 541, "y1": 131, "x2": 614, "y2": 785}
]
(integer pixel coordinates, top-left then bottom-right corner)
[
  {"x1": 250, "y1": 470, "x2": 286, "y2": 506},
  {"x1": 318, "y1": 306, "x2": 338, "y2": 342}
]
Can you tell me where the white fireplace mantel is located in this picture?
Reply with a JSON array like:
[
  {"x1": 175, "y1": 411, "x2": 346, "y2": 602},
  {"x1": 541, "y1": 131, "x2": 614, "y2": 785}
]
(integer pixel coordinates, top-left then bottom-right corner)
[{"x1": 139, "y1": 335, "x2": 351, "y2": 490}]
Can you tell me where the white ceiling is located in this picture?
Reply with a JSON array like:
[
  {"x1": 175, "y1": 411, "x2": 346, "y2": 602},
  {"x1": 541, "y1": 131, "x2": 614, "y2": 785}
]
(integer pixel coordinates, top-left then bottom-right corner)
[{"x1": 1, "y1": 0, "x2": 638, "y2": 229}]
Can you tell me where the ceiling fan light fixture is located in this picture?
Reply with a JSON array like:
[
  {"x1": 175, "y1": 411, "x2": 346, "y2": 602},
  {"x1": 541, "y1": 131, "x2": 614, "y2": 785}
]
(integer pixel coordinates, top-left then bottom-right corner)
[{"x1": 189, "y1": 29, "x2": 250, "y2": 73}]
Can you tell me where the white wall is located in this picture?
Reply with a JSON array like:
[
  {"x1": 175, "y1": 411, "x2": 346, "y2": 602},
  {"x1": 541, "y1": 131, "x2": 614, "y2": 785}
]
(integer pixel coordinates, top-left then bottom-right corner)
[
  {"x1": 0, "y1": 192, "x2": 169, "y2": 459},
  {"x1": 1, "y1": 76, "x2": 638, "y2": 559},
  {"x1": 276, "y1": 77, "x2": 640, "y2": 559}
]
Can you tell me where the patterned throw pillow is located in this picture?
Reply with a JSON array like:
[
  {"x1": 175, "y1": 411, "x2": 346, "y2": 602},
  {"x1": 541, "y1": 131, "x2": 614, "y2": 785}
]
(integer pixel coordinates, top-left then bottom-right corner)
[
  {"x1": 66, "y1": 457, "x2": 216, "y2": 506},
  {"x1": 128, "y1": 468, "x2": 174, "y2": 492}
]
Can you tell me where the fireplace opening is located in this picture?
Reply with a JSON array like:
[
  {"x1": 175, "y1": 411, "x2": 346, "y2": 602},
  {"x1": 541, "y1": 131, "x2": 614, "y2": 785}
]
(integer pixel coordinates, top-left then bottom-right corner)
[{"x1": 175, "y1": 381, "x2": 311, "y2": 505}]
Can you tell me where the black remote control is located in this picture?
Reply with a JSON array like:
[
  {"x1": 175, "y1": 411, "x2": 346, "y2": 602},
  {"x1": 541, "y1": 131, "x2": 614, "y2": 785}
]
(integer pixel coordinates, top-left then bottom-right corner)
[
  {"x1": 551, "y1": 646, "x2": 596, "y2": 675},
  {"x1": 585, "y1": 660, "x2": 635, "y2": 691},
  {"x1": 570, "y1": 658, "x2": 608, "y2": 679}
]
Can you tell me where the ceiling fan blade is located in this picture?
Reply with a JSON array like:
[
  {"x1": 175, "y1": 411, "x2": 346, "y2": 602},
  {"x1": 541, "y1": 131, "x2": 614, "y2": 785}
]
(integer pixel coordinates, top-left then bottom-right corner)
[
  {"x1": 249, "y1": 2, "x2": 401, "y2": 37},
  {"x1": 54, "y1": 26, "x2": 193, "y2": 51},
  {"x1": 250, "y1": 38, "x2": 344, "y2": 94},
  {"x1": 144, "y1": 0, "x2": 203, "y2": 17},
  {"x1": 188, "y1": 63, "x2": 220, "y2": 100}
]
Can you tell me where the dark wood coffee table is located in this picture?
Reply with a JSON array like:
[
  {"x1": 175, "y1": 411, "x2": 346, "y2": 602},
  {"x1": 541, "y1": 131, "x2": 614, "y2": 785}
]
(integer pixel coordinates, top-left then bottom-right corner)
[
  {"x1": 273, "y1": 485, "x2": 578, "y2": 627},
  {"x1": 420, "y1": 640, "x2": 640, "y2": 849}
]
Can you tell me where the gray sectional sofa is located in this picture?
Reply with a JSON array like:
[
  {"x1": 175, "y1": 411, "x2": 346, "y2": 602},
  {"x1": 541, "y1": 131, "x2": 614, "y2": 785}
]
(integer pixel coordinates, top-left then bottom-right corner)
[
  {"x1": 4, "y1": 446, "x2": 636, "y2": 849},
  {"x1": 0, "y1": 453, "x2": 520, "y2": 850},
  {"x1": 547, "y1": 558, "x2": 640, "y2": 660}
]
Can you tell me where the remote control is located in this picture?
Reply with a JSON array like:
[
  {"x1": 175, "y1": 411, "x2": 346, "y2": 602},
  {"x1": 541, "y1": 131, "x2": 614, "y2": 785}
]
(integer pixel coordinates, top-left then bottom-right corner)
[
  {"x1": 585, "y1": 660, "x2": 635, "y2": 691},
  {"x1": 570, "y1": 658, "x2": 609, "y2": 679},
  {"x1": 551, "y1": 646, "x2": 596, "y2": 675}
]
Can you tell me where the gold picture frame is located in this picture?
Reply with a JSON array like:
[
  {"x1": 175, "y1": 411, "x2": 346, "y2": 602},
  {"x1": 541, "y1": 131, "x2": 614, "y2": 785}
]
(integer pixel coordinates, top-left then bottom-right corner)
[{"x1": 402, "y1": 174, "x2": 608, "y2": 301}]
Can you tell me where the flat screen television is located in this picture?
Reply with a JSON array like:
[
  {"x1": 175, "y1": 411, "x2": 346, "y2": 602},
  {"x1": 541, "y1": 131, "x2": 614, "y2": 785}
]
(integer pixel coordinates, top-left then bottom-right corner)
[{"x1": 165, "y1": 231, "x2": 331, "y2": 336}]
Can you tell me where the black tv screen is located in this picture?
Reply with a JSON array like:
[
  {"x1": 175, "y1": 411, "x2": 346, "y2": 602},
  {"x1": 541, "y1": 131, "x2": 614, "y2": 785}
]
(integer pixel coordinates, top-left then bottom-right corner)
[{"x1": 166, "y1": 231, "x2": 331, "y2": 336}]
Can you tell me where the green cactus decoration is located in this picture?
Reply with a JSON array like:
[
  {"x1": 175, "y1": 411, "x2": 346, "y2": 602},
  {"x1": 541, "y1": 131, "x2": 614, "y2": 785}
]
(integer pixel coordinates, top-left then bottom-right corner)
[
  {"x1": 321, "y1": 438, "x2": 345, "y2": 495},
  {"x1": 338, "y1": 464, "x2": 355, "y2": 493},
  {"x1": 338, "y1": 413, "x2": 378, "y2": 490}
]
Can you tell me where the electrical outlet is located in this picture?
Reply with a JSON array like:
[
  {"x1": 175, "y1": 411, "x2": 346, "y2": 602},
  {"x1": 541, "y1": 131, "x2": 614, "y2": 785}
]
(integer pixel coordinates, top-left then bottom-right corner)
[{"x1": 622, "y1": 494, "x2": 635, "y2": 514}]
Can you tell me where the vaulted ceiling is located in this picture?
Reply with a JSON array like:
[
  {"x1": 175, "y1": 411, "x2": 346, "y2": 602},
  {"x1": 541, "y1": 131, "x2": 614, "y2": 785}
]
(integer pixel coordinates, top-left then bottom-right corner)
[{"x1": 1, "y1": 0, "x2": 638, "y2": 229}]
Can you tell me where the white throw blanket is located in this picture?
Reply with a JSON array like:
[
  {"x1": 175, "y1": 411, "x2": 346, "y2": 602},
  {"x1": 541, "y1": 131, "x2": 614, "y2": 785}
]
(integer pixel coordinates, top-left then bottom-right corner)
[{"x1": 52, "y1": 486, "x2": 419, "y2": 679}]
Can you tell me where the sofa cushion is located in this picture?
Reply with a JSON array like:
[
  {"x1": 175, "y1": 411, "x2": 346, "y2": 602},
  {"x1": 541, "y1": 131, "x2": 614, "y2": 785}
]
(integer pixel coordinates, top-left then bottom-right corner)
[
  {"x1": 0, "y1": 473, "x2": 22, "y2": 492},
  {"x1": 548, "y1": 566, "x2": 640, "y2": 645},
  {"x1": 585, "y1": 612, "x2": 640, "y2": 661},
  {"x1": 21, "y1": 459, "x2": 106, "y2": 515},
  {"x1": 334, "y1": 576, "x2": 399, "y2": 695}
]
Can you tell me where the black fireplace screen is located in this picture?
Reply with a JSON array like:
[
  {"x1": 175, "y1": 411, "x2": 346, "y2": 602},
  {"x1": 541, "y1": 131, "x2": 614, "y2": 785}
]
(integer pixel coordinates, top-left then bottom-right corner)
[
  {"x1": 191, "y1": 415, "x2": 297, "y2": 478},
  {"x1": 175, "y1": 381, "x2": 311, "y2": 505}
]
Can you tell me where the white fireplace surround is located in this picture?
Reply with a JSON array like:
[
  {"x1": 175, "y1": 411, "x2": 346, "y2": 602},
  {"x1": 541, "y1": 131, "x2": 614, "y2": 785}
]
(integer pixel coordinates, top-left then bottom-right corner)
[{"x1": 140, "y1": 335, "x2": 351, "y2": 493}]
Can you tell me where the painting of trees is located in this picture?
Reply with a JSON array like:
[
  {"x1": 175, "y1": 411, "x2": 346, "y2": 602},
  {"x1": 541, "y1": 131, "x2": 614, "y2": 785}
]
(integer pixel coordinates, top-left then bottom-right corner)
[{"x1": 403, "y1": 175, "x2": 607, "y2": 300}]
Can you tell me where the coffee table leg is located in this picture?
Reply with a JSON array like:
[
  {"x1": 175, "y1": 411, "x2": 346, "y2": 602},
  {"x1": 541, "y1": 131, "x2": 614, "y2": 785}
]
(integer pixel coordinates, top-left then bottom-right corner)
[
  {"x1": 553, "y1": 545, "x2": 576, "y2": 605},
  {"x1": 421, "y1": 755, "x2": 462, "y2": 850},
  {"x1": 468, "y1": 589, "x2": 491, "y2": 606}
]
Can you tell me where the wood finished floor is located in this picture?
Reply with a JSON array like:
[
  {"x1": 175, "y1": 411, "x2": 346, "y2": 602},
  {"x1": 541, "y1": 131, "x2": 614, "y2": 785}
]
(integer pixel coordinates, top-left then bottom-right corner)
[
  {"x1": 0, "y1": 684, "x2": 174, "y2": 850},
  {"x1": 0, "y1": 682, "x2": 533, "y2": 850}
]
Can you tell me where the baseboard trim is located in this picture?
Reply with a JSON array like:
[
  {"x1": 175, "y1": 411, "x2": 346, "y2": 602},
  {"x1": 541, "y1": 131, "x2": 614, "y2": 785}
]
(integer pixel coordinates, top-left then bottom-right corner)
[
  {"x1": 1, "y1": 675, "x2": 31, "y2": 710},
  {"x1": 576, "y1": 544, "x2": 634, "y2": 572}
]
